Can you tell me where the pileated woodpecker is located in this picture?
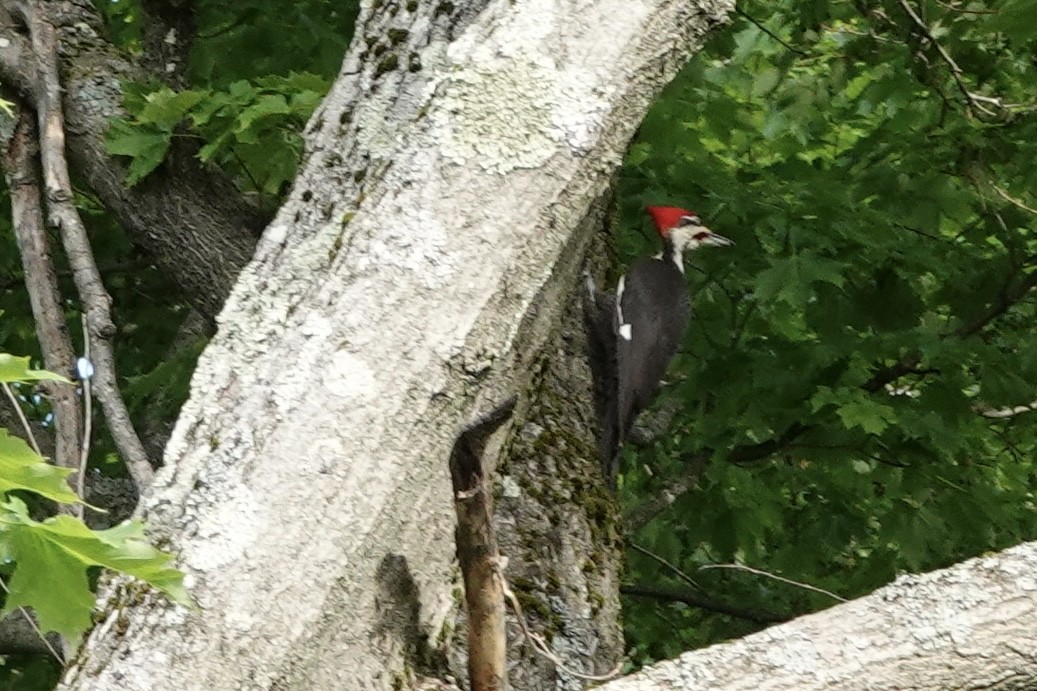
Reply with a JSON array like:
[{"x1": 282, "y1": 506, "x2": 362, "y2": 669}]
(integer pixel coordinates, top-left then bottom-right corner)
[{"x1": 585, "y1": 206, "x2": 733, "y2": 486}]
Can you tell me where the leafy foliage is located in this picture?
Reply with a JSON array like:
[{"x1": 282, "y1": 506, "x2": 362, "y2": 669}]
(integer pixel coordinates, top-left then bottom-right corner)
[
  {"x1": 106, "y1": 74, "x2": 329, "y2": 195},
  {"x1": 618, "y1": 0, "x2": 1037, "y2": 660},
  {"x1": 0, "y1": 496, "x2": 189, "y2": 644},
  {"x1": 0, "y1": 360, "x2": 189, "y2": 647},
  {"x1": 100, "y1": 0, "x2": 358, "y2": 196}
]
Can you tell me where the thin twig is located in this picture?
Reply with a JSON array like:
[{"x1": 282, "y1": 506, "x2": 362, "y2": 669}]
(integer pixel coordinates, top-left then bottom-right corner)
[
  {"x1": 76, "y1": 313, "x2": 92, "y2": 518},
  {"x1": 15, "y1": 0, "x2": 153, "y2": 491},
  {"x1": 736, "y1": 8, "x2": 807, "y2": 56},
  {"x1": 629, "y1": 542, "x2": 703, "y2": 591},
  {"x1": 0, "y1": 577, "x2": 63, "y2": 663},
  {"x1": 1, "y1": 382, "x2": 41, "y2": 456},
  {"x1": 700, "y1": 563, "x2": 847, "y2": 602},
  {"x1": 991, "y1": 183, "x2": 1037, "y2": 216},
  {"x1": 500, "y1": 567, "x2": 624, "y2": 682},
  {"x1": 933, "y1": 0, "x2": 997, "y2": 14},
  {"x1": 894, "y1": 0, "x2": 997, "y2": 117}
]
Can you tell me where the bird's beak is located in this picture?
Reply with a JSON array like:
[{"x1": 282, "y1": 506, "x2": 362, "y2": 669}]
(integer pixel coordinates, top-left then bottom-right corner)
[{"x1": 703, "y1": 229, "x2": 734, "y2": 247}]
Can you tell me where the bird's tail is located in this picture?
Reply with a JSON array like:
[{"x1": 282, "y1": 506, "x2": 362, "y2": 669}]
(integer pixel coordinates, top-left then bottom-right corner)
[{"x1": 582, "y1": 272, "x2": 621, "y2": 488}]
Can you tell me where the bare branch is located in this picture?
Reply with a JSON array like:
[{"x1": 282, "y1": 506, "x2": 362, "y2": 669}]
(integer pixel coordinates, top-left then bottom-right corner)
[
  {"x1": 954, "y1": 269, "x2": 1037, "y2": 339},
  {"x1": 15, "y1": 0, "x2": 153, "y2": 491},
  {"x1": 0, "y1": 577, "x2": 63, "y2": 661},
  {"x1": 0, "y1": 101, "x2": 83, "y2": 475},
  {"x1": 77, "y1": 314, "x2": 92, "y2": 517},
  {"x1": 700, "y1": 562, "x2": 848, "y2": 602},
  {"x1": 629, "y1": 542, "x2": 704, "y2": 591},
  {"x1": 501, "y1": 573, "x2": 624, "y2": 683},
  {"x1": 976, "y1": 400, "x2": 1037, "y2": 419},
  {"x1": 735, "y1": 8, "x2": 806, "y2": 56},
  {"x1": 992, "y1": 183, "x2": 1037, "y2": 217},
  {"x1": 449, "y1": 397, "x2": 516, "y2": 691},
  {"x1": 894, "y1": 0, "x2": 1000, "y2": 117},
  {"x1": 620, "y1": 584, "x2": 790, "y2": 624},
  {"x1": 1, "y1": 382, "x2": 40, "y2": 456}
]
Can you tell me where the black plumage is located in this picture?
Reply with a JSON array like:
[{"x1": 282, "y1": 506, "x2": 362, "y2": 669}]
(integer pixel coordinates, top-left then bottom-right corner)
[
  {"x1": 584, "y1": 205, "x2": 732, "y2": 487},
  {"x1": 614, "y1": 253, "x2": 689, "y2": 451}
]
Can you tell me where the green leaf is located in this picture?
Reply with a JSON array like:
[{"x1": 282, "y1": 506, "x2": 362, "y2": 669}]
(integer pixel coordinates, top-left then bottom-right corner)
[
  {"x1": 0, "y1": 354, "x2": 69, "y2": 384},
  {"x1": 0, "y1": 430, "x2": 80, "y2": 504},
  {"x1": 836, "y1": 399, "x2": 896, "y2": 435},
  {"x1": 235, "y1": 94, "x2": 291, "y2": 135},
  {"x1": 104, "y1": 121, "x2": 173, "y2": 186},
  {"x1": 0, "y1": 498, "x2": 189, "y2": 644},
  {"x1": 984, "y1": 0, "x2": 1037, "y2": 43},
  {"x1": 139, "y1": 89, "x2": 208, "y2": 129}
]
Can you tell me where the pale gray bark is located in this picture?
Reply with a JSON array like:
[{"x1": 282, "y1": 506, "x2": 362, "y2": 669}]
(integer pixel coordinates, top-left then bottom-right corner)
[
  {"x1": 604, "y1": 541, "x2": 1037, "y2": 691},
  {"x1": 58, "y1": 1, "x2": 733, "y2": 689}
]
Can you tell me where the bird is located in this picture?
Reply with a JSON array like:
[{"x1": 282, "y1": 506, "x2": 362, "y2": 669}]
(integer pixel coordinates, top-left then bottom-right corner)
[{"x1": 585, "y1": 205, "x2": 733, "y2": 486}]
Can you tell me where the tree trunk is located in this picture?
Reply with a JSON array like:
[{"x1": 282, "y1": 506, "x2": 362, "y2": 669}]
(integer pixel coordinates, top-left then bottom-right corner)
[
  {"x1": 57, "y1": 1, "x2": 733, "y2": 689},
  {"x1": 602, "y1": 541, "x2": 1037, "y2": 691}
]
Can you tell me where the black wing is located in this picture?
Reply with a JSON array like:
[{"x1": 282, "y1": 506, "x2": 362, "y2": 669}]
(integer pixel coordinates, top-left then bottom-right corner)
[{"x1": 614, "y1": 257, "x2": 689, "y2": 446}]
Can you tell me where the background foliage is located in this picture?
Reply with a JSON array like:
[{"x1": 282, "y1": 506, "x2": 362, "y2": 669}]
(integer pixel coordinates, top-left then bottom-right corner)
[
  {"x1": 616, "y1": 0, "x2": 1037, "y2": 661},
  {"x1": 1, "y1": 0, "x2": 1036, "y2": 685}
]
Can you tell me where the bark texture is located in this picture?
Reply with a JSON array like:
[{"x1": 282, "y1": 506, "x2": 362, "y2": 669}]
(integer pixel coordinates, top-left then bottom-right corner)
[
  {"x1": 59, "y1": 1, "x2": 733, "y2": 689},
  {"x1": 603, "y1": 541, "x2": 1037, "y2": 691}
]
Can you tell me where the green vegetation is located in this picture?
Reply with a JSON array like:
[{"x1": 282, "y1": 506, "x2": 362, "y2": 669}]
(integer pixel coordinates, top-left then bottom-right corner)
[
  {"x1": 0, "y1": 356, "x2": 188, "y2": 648},
  {"x1": 2, "y1": 0, "x2": 1036, "y2": 684},
  {"x1": 617, "y1": 0, "x2": 1037, "y2": 661}
]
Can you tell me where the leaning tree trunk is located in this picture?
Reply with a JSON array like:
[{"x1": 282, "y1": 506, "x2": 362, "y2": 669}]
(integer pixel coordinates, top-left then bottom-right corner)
[{"x1": 58, "y1": 1, "x2": 734, "y2": 689}]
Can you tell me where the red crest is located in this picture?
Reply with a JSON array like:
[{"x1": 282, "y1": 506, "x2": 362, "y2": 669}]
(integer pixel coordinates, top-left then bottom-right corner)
[{"x1": 645, "y1": 206, "x2": 696, "y2": 236}]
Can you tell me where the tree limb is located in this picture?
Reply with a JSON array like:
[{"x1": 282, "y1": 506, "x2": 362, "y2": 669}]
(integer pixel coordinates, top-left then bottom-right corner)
[
  {"x1": 0, "y1": 101, "x2": 82, "y2": 476},
  {"x1": 0, "y1": 0, "x2": 262, "y2": 318},
  {"x1": 450, "y1": 396, "x2": 516, "y2": 691},
  {"x1": 15, "y1": 0, "x2": 153, "y2": 490},
  {"x1": 604, "y1": 542, "x2": 1037, "y2": 690},
  {"x1": 620, "y1": 584, "x2": 790, "y2": 625}
]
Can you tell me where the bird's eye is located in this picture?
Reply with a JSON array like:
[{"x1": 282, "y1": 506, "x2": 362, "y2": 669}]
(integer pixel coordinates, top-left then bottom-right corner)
[{"x1": 680, "y1": 215, "x2": 702, "y2": 227}]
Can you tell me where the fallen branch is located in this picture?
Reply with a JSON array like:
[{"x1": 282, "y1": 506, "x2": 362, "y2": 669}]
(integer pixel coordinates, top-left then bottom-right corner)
[{"x1": 15, "y1": 0, "x2": 153, "y2": 491}]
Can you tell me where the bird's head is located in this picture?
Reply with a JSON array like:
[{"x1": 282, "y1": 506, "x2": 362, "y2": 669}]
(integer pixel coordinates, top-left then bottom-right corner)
[{"x1": 645, "y1": 205, "x2": 733, "y2": 255}]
